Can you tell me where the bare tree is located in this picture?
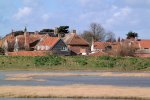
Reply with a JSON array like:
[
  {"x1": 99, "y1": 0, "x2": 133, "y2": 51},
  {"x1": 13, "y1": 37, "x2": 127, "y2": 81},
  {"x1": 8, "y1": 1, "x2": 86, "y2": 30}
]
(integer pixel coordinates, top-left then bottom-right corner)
[
  {"x1": 81, "y1": 22, "x2": 115, "y2": 43},
  {"x1": 105, "y1": 31, "x2": 116, "y2": 42},
  {"x1": 81, "y1": 31, "x2": 93, "y2": 45},
  {"x1": 90, "y1": 23, "x2": 105, "y2": 41}
]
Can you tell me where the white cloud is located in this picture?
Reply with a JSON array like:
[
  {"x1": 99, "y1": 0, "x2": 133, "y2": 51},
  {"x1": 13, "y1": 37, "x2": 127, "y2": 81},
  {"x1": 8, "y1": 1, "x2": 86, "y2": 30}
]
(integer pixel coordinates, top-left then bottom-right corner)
[
  {"x1": 113, "y1": 7, "x2": 131, "y2": 17},
  {"x1": 13, "y1": 7, "x2": 32, "y2": 20},
  {"x1": 105, "y1": 7, "x2": 132, "y2": 28}
]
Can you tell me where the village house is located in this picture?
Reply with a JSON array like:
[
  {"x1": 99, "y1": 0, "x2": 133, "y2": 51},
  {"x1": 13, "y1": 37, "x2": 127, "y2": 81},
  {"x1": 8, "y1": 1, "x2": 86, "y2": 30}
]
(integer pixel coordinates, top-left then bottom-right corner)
[
  {"x1": 89, "y1": 38, "x2": 111, "y2": 56},
  {"x1": 135, "y1": 40, "x2": 150, "y2": 57},
  {"x1": 2, "y1": 29, "x2": 44, "y2": 52},
  {"x1": 89, "y1": 37, "x2": 150, "y2": 57},
  {"x1": 34, "y1": 35, "x2": 70, "y2": 56},
  {"x1": 2, "y1": 27, "x2": 150, "y2": 57},
  {"x1": 1, "y1": 28, "x2": 90, "y2": 56},
  {"x1": 63, "y1": 31, "x2": 90, "y2": 55},
  {"x1": 1, "y1": 28, "x2": 70, "y2": 56}
]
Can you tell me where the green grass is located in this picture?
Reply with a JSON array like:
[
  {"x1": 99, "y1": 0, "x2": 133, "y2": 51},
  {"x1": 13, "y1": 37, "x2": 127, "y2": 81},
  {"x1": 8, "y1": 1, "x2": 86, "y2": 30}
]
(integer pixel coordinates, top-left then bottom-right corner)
[{"x1": 0, "y1": 55, "x2": 150, "y2": 71}]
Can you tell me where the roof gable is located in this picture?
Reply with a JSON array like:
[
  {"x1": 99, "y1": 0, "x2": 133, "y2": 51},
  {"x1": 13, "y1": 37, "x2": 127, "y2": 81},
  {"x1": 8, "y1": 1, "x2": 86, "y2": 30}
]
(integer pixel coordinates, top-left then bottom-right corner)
[
  {"x1": 37, "y1": 36, "x2": 60, "y2": 48},
  {"x1": 64, "y1": 33, "x2": 89, "y2": 46},
  {"x1": 51, "y1": 39, "x2": 68, "y2": 50}
]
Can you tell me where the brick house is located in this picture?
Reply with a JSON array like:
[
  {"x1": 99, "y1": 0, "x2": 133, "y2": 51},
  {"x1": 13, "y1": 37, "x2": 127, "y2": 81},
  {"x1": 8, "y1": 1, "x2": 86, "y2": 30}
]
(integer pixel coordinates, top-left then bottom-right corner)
[
  {"x1": 63, "y1": 32, "x2": 90, "y2": 55},
  {"x1": 135, "y1": 40, "x2": 150, "y2": 57},
  {"x1": 2, "y1": 29, "x2": 70, "y2": 56},
  {"x1": 34, "y1": 35, "x2": 70, "y2": 56}
]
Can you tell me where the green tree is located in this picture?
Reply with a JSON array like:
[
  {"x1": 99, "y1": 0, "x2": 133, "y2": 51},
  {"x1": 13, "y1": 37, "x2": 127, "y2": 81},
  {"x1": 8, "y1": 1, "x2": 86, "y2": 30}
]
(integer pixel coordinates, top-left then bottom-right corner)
[
  {"x1": 57, "y1": 26, "x2": 69, "y2": 37},
  {"x1": 127, "y1": 31, "x2": 138, "y2": 39},
  {"x1": 40, "y1": 29, "x2": 54, "y2": 33},
  {"x1": 13, "y1": 31, "x2": 24, "y2": 36}
]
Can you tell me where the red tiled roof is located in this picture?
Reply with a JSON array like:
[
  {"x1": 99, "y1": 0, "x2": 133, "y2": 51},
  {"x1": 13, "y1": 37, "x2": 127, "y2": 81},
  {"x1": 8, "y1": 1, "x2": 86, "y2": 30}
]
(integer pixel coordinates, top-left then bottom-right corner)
[
  {"x1": 69, "y1": 46, "x2": 89, "y2": 54},
  {"x1": 94, "y1": 42, "x2": 111, "y2": 49},
  {"x1": 37, "y1": 36, "x2": 60, "y2": 48},
  {"x1": 2, "y1": 33, "x2": 44, "y2": 49},
  {"x1": 7, "y1": 51, "x2": 47, "y2": 56},
  {"x1": 64, "y1": 33, "x2": 89, "y2": 46},
  {"x1": 139, "y1": 40, "x2": 150, "y2": 49},
  {"x1": 69, "y1": 46, "x2": 81, "y2": 54}
]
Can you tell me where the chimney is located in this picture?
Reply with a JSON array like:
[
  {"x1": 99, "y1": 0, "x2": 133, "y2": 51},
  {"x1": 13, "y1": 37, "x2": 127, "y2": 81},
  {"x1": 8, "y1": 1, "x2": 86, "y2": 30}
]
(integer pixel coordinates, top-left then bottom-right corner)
[
  {"x1": 54, "y1": 27, "x2": 58, "y2": 35},
  {"x1": 11, "y1": 29, "x2": 14, "y2": 37},
  {"x1": 91, "y1": 37, "x2": 95, "y2": 52},
  {"x1": 35, "y1": 31, "x2": 39, "y2": 35},
  {"x1": 24, "y1": 27, "x2": 29, "y2": 50},
  {"x1": 58, "y1": 33, "x2": 61, "y2": 38},
  {"x1": 72, "y1": 30, "x2": 76, "y2": 34}
]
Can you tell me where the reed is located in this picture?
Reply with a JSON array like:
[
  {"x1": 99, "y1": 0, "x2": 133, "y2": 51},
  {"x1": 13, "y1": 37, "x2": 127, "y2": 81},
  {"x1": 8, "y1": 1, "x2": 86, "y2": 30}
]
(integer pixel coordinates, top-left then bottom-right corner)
[{"x1": 0, "y1": 85, "x2": 150, "y2": 99}]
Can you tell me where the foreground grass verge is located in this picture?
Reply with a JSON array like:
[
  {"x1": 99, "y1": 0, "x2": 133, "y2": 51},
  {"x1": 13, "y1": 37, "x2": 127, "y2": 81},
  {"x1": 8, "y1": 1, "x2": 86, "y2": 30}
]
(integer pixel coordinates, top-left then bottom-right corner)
[
  {"x1": 0, "y1": 85, "x2": 150, "y2": 100},
  {"x1": 0, "y1": 55, "x2": 150, "y2": 71}
]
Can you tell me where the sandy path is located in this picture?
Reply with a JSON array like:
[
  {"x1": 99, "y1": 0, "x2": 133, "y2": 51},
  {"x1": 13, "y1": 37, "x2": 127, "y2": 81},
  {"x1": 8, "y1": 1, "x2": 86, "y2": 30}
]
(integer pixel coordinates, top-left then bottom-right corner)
[{"x1": 0, "y1": 85, "x2": 150, "y2": 99}]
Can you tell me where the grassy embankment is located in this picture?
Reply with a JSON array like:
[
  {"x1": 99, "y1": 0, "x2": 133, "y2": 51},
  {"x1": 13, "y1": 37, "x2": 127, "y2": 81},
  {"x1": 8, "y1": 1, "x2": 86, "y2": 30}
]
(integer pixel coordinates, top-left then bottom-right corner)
[{"x1": 0, "y1": 55, "x2": 150, "y2": 71}]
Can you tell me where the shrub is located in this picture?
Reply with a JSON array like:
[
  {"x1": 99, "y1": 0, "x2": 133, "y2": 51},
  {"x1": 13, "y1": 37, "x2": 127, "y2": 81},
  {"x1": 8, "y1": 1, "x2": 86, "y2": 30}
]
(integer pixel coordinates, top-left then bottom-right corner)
[
  {"x1": 34, "y1": 55, "x2": 64, "y2": 66},
  {"x1": 98, "y1": 56, "x2": 117, "y2": 61},
  {"x1": 95, "y1": 61, "x2": 115, "y2": 68},
  {"x1": 75, "y1": 58, "x2": 88, "y2": 66}
]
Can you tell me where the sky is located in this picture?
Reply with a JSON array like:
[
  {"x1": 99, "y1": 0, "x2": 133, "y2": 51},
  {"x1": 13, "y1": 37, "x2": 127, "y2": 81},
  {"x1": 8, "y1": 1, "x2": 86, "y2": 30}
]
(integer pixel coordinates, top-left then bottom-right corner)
[{"x1": 0, "y1": 0, "x2": 150, "y2": 39}]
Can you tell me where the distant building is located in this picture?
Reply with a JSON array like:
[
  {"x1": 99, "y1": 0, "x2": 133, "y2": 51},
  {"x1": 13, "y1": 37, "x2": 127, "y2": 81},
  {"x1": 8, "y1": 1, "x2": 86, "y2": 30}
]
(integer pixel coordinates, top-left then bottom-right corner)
[
  {"x1": 2, "y1": 28, "x2": 70, "y2": 56},
  {"x1": 64, "y1": 32, "x2": 90, "y2": 55},
  {"x1": 135, "y1": 39, "x2": 150, "y2": 57},
  {"x1": 34, "y1": 35, "x2": 70, "y2": 56}
]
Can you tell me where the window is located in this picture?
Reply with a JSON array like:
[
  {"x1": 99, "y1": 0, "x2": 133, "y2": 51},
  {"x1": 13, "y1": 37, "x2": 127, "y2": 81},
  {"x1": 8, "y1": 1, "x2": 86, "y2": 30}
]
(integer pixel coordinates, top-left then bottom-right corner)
[{"x1": 61, "y1": 47, "x2": 68, "y2": 51}]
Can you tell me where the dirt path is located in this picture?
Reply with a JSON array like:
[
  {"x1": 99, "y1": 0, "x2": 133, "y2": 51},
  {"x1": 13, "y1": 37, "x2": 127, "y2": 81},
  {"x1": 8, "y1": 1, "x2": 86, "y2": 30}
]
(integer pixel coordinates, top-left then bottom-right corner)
[{"x1": 0, "y1": 85, "x2": 150, "y2": 99}]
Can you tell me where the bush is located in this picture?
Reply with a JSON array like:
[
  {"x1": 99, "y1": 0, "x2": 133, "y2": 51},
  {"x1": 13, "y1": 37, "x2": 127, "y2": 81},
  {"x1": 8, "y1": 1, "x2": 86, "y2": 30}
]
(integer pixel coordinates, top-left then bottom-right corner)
[
  {"x1": 98, "y1": 56, "x2": 117, "y2": 61},
  {"x1": 95, "y1": 61, "x2": 115, "y2": 68},
  {"x1": 34, "y1": 55, "x2": 64, "y2": 66},
  {"x1": 75, "y1": 58, "x2": 88, "y2": 66}
]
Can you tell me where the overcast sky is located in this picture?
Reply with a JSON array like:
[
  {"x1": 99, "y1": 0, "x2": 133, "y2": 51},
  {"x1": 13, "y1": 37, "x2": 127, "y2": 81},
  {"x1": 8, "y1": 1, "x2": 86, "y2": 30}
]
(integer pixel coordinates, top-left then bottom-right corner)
[{"x1": 0, "y1": 0, "x2": 150, "y2": 39}]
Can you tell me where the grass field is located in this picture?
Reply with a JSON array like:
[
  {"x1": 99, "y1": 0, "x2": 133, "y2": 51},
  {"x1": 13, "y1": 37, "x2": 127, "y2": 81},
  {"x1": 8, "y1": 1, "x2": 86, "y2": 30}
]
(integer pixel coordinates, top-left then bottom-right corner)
[{"x1": 0, "y1": 55, "x2": 150, "y2": 71}]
